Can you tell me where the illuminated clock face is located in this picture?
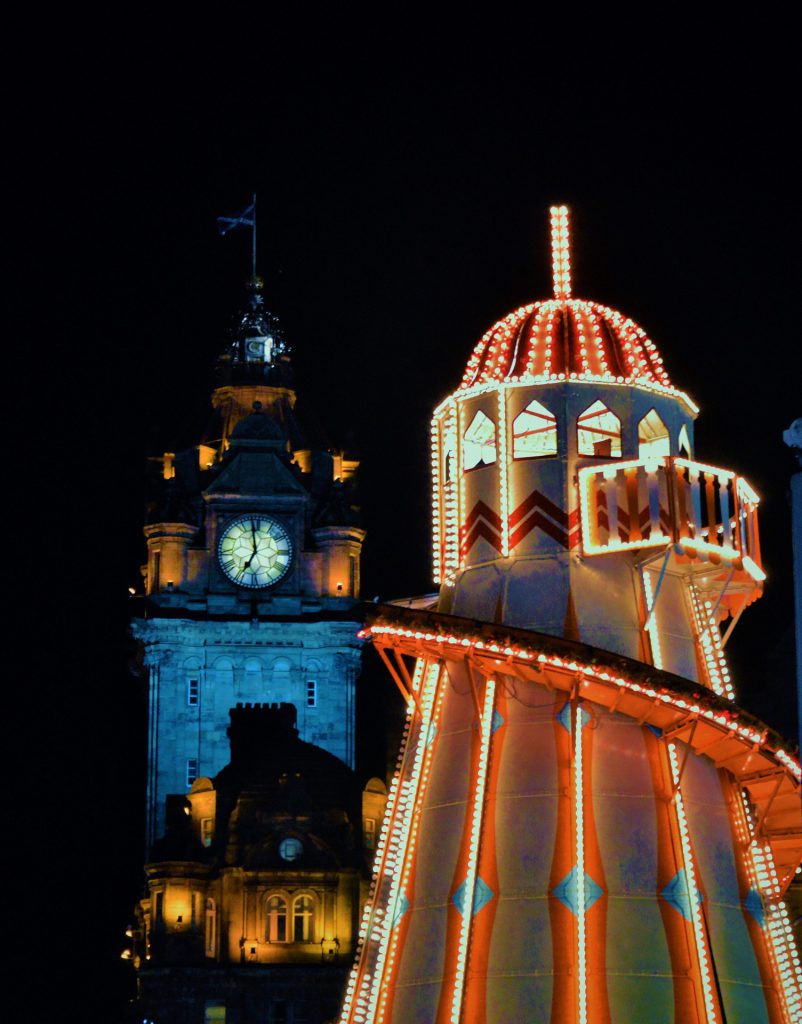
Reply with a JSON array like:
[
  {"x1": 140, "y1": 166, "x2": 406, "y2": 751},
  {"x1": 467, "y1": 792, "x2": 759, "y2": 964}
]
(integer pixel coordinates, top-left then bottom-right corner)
[{"x1": 217, "y1": 514, "x2": 293, "y2": 589}]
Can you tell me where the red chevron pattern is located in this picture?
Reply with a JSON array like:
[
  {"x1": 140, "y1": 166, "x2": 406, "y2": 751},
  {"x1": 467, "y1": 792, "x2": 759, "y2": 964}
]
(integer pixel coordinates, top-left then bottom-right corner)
[
  {"x1": 459, "y1": 489, "x2": 672, "y2": 559},
  {"x1": 509, "y1": 490, "x2": 580, "y2": 550},
  {"x1": 460, "y1": 500, "x2": 503, "y2": 556},
  {"x1": 460, "y1": 491, "x2": 581, "y2": 557}
]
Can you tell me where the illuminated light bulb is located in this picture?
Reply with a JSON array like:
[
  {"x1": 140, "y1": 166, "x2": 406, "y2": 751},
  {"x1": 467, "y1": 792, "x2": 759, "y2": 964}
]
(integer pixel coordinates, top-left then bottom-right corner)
[
  {"x1": 450, "y1": 678, "x2": 496, "y2": 1024},
  {"x1": 549, "y1": 205, "x2": 572, "y2": 299},
  {"x1": 668, "y1": 743, "x2": 720, "y2": 1023}
]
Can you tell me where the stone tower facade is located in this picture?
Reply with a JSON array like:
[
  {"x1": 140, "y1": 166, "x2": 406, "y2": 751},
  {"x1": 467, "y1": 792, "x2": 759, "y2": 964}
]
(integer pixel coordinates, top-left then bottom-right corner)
[{"x1": 131, "y1": 278, "x2": 365, "y2": 851}]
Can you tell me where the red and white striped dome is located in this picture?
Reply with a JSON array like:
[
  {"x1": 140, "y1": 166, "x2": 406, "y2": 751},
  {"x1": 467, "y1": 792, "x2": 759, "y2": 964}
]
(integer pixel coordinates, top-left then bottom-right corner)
[
  {"x1": 459, "y1": 207, "x2": 692, "y2": 409},
  {"x1": 461, "y1": 298, "x2": 672, "y2": 389}
]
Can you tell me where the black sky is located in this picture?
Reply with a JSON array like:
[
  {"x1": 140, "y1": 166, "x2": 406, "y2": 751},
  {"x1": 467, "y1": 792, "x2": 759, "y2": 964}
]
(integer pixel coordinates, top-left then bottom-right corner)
[{"x1": 15, "y1": 49, "x2": 801, "y2": 1020}]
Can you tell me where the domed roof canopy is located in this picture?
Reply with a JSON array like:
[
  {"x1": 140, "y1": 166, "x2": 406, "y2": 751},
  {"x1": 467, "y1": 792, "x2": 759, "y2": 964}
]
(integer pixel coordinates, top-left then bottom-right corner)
[
  {"x1": 229, "y1": 400, "x2": 287, "y2": 442},
  {"x1": 460, "y1": 207, "x2": 696, "y2": 412}
]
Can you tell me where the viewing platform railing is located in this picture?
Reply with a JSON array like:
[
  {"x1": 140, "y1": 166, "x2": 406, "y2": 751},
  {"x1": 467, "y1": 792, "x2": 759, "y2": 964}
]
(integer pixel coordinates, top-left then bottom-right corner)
[{"x1": 577, "y1": 456, "x2": 764, "y2": 583}]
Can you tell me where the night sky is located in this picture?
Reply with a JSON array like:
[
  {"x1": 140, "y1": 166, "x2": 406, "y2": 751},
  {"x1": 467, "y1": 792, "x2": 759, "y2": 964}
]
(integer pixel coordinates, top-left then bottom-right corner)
[{"x1": 18, "y1": 54, "x2": 800, "y2": 1020}]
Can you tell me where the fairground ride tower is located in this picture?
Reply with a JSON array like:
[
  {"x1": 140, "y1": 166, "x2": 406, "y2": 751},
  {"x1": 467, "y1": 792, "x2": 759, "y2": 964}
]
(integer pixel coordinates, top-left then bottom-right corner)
[{"x1": 339, "y1": 208, "x2": 802, "y2": 1024}]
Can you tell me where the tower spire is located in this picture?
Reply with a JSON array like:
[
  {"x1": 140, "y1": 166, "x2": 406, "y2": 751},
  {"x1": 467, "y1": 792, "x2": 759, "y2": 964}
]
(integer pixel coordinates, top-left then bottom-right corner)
[{"x1": 550, "y1": 204, "x2": 572, "y2": 299}]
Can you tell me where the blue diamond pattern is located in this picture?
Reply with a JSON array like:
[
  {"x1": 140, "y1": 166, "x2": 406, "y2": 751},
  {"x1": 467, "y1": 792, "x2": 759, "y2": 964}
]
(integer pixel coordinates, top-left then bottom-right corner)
[
  {"x1": 491, "y1": 708, "x2": 505, "y2": 734},
  {"x1": 551, "y1": 866, "x2": 603, "y2": 916},
  {"x1": 425, "y1": 722, "x2": 438, "y2": 748},
  {"x1": 391, "y1": 889, "x2": 410, "y2": 928},
  {"x1": 646, "y1": 724, "x2": 663, "y2": 738},
  {"x1": 744, "y1": 888, "x2": 765, "y2": 928},
  {"x1": 662, "y1": 869, "x2": 703, "y2": 921},
  {"x1": 557, "y1": 703, "x2": 591, "y2": 733},
  {"x1": 452, "y1": 876, "x2": 494, "y2": 918}
]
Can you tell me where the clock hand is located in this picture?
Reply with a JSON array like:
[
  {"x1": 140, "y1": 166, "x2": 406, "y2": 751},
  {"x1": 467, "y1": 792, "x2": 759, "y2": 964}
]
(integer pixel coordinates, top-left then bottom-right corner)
[
  {"x1": 242, "y1": 535, "x2": 260, "y2": 573},
  {"x1": 247, "y1": 520, "x2": 259, "y2": 567}
]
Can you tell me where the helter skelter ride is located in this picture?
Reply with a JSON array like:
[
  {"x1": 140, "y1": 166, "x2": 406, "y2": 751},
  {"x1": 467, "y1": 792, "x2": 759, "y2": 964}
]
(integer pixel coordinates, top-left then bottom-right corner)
[{"x1": 341, "y1": 209, "x2": 802, "y2": 1024}]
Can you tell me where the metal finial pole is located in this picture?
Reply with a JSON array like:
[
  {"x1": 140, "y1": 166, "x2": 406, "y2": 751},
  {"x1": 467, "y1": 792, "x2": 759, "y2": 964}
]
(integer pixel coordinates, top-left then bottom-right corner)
[
  {"x1": 252, "y1": 193, "x2": 257, "y2": 282},
  {"x1": 550, "y1": 205, "x2": 572, "y2": 300}
]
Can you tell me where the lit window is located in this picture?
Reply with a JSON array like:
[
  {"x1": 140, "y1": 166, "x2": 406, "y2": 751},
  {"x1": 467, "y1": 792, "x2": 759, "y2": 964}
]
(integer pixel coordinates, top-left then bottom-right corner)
[
  {"x1": 205, "y1": 899, "x2": 216, "y2": 956},
  {"x1": 293, "y1": 895, "x2": 314, "y2": 942},
  {"x1": 266, "y1": 895, "x2": 288, "y2": 942},
  {"x1": 186, "y1": 758, "x2": 199, "y2": 787},
  {"x1": 306, "y1": 680, "x2": 317, "y2": 708},
  {"x1": 512, "y1": 399, "x2": 558, "y2": 459},
  {"x1": 279, "y1": 837, "x2": 303, "y2": 862},
  {"x1": 678, "y1": 424, "x2": 691, "y2": 458},
  {"x1": 201, "y1": 817, "x2": 213, "y2": 848},
  {"x1": 577, "y1": 400, "x2": 622, "y2": 457},
  {"x1": 187, "y1": 675, "x2": 200, "y2": 707},
  {"x1": 363, "y1": 817, "x2": 376, "y2": 849},
  {"x1": 638, "y1": 409, "x2": 670, "y2": 459},
  {"x1": 204, "y1": 1002, "x2": 226, "y2": 1023},
  {"x1": 463, "y1": 409, "x2": 497, "y2": 470}
]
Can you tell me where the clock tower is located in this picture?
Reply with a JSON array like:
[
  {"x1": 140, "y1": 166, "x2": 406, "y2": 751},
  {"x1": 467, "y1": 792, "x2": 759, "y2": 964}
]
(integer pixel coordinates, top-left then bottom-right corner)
[{"x1": 131, "y1": 278, "x2": 366, "y2": 851}]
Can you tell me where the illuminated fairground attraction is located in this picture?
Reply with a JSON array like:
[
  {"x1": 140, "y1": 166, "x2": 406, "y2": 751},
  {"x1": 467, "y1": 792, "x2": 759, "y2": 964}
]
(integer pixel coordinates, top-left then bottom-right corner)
[{"x1": 340, "y1": 208, "x2": 802, "y2": 1024}]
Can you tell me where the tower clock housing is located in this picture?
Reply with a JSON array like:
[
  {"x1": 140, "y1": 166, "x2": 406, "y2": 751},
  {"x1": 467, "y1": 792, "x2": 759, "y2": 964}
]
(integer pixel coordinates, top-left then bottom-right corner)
[{"x1": 131, "y1": 280, "x2": 366, "y2": 849}]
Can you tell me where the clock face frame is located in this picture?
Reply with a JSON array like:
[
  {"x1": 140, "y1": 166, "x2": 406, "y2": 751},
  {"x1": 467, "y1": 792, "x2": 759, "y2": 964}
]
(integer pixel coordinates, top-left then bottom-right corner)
[{"x1": 217, "y1": 514, "x2": 293, "y2": 589}]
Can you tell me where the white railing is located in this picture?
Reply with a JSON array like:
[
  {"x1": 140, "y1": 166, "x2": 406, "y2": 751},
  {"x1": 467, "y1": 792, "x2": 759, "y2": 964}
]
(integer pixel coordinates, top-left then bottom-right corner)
[{"x1": 578, "y1": 457, "x2": 763, "y2": 580}]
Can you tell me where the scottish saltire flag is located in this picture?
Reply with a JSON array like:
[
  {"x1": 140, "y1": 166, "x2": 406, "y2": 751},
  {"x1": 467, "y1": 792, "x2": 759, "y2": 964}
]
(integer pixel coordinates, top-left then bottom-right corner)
[{"x1": 217, "y1": 202, "x2": 255, "y2": 235}]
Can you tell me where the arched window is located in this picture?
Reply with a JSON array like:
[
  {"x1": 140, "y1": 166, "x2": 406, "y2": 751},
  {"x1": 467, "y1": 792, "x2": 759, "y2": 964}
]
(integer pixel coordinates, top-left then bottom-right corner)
[
  {"x1": 293, "y1": 895, "x2": 314, "y2": 942},
  {"x1": 463, "y1": 410, "x2": 496, "y2": 470},
  {"x1": 205, "y1": 898, "x2": 217, "y2": 957},
  {"x1": 266, "y1": 895, "x2": 288, "y2": 942},
  {"x1": 678, "y1": 424, "x2": 691, "y2": 458},
  {"x1": 512, "y1": 400, "x2": 558, "y2": 459},
  {"x1": 638, "y1": 409, "x2": 670, "y2": 459},
  {"x1": 271, "y1": 658, "x2": 292, "y2": 695},
  {"x1": 244, "y1": 658, "x2": 263, "y2": 687},
  {"x1": 213, "y1": 657, "x2": 234, "y2": 688},
  {"x1": 577, "y1": 400, "x2": 622, "y2": 458}
]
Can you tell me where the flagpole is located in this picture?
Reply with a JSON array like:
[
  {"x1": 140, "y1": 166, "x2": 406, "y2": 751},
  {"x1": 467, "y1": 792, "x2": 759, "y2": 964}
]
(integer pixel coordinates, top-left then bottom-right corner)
[{"x1": 252, "y1": 193, "x2": 257, "y2": 282}]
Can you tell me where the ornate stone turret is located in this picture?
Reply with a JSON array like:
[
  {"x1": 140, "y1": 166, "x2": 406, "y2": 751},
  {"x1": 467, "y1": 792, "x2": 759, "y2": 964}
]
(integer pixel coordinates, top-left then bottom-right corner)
[{"x1": 210, "y1": 278, "x2": 301, "y2": 449}]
